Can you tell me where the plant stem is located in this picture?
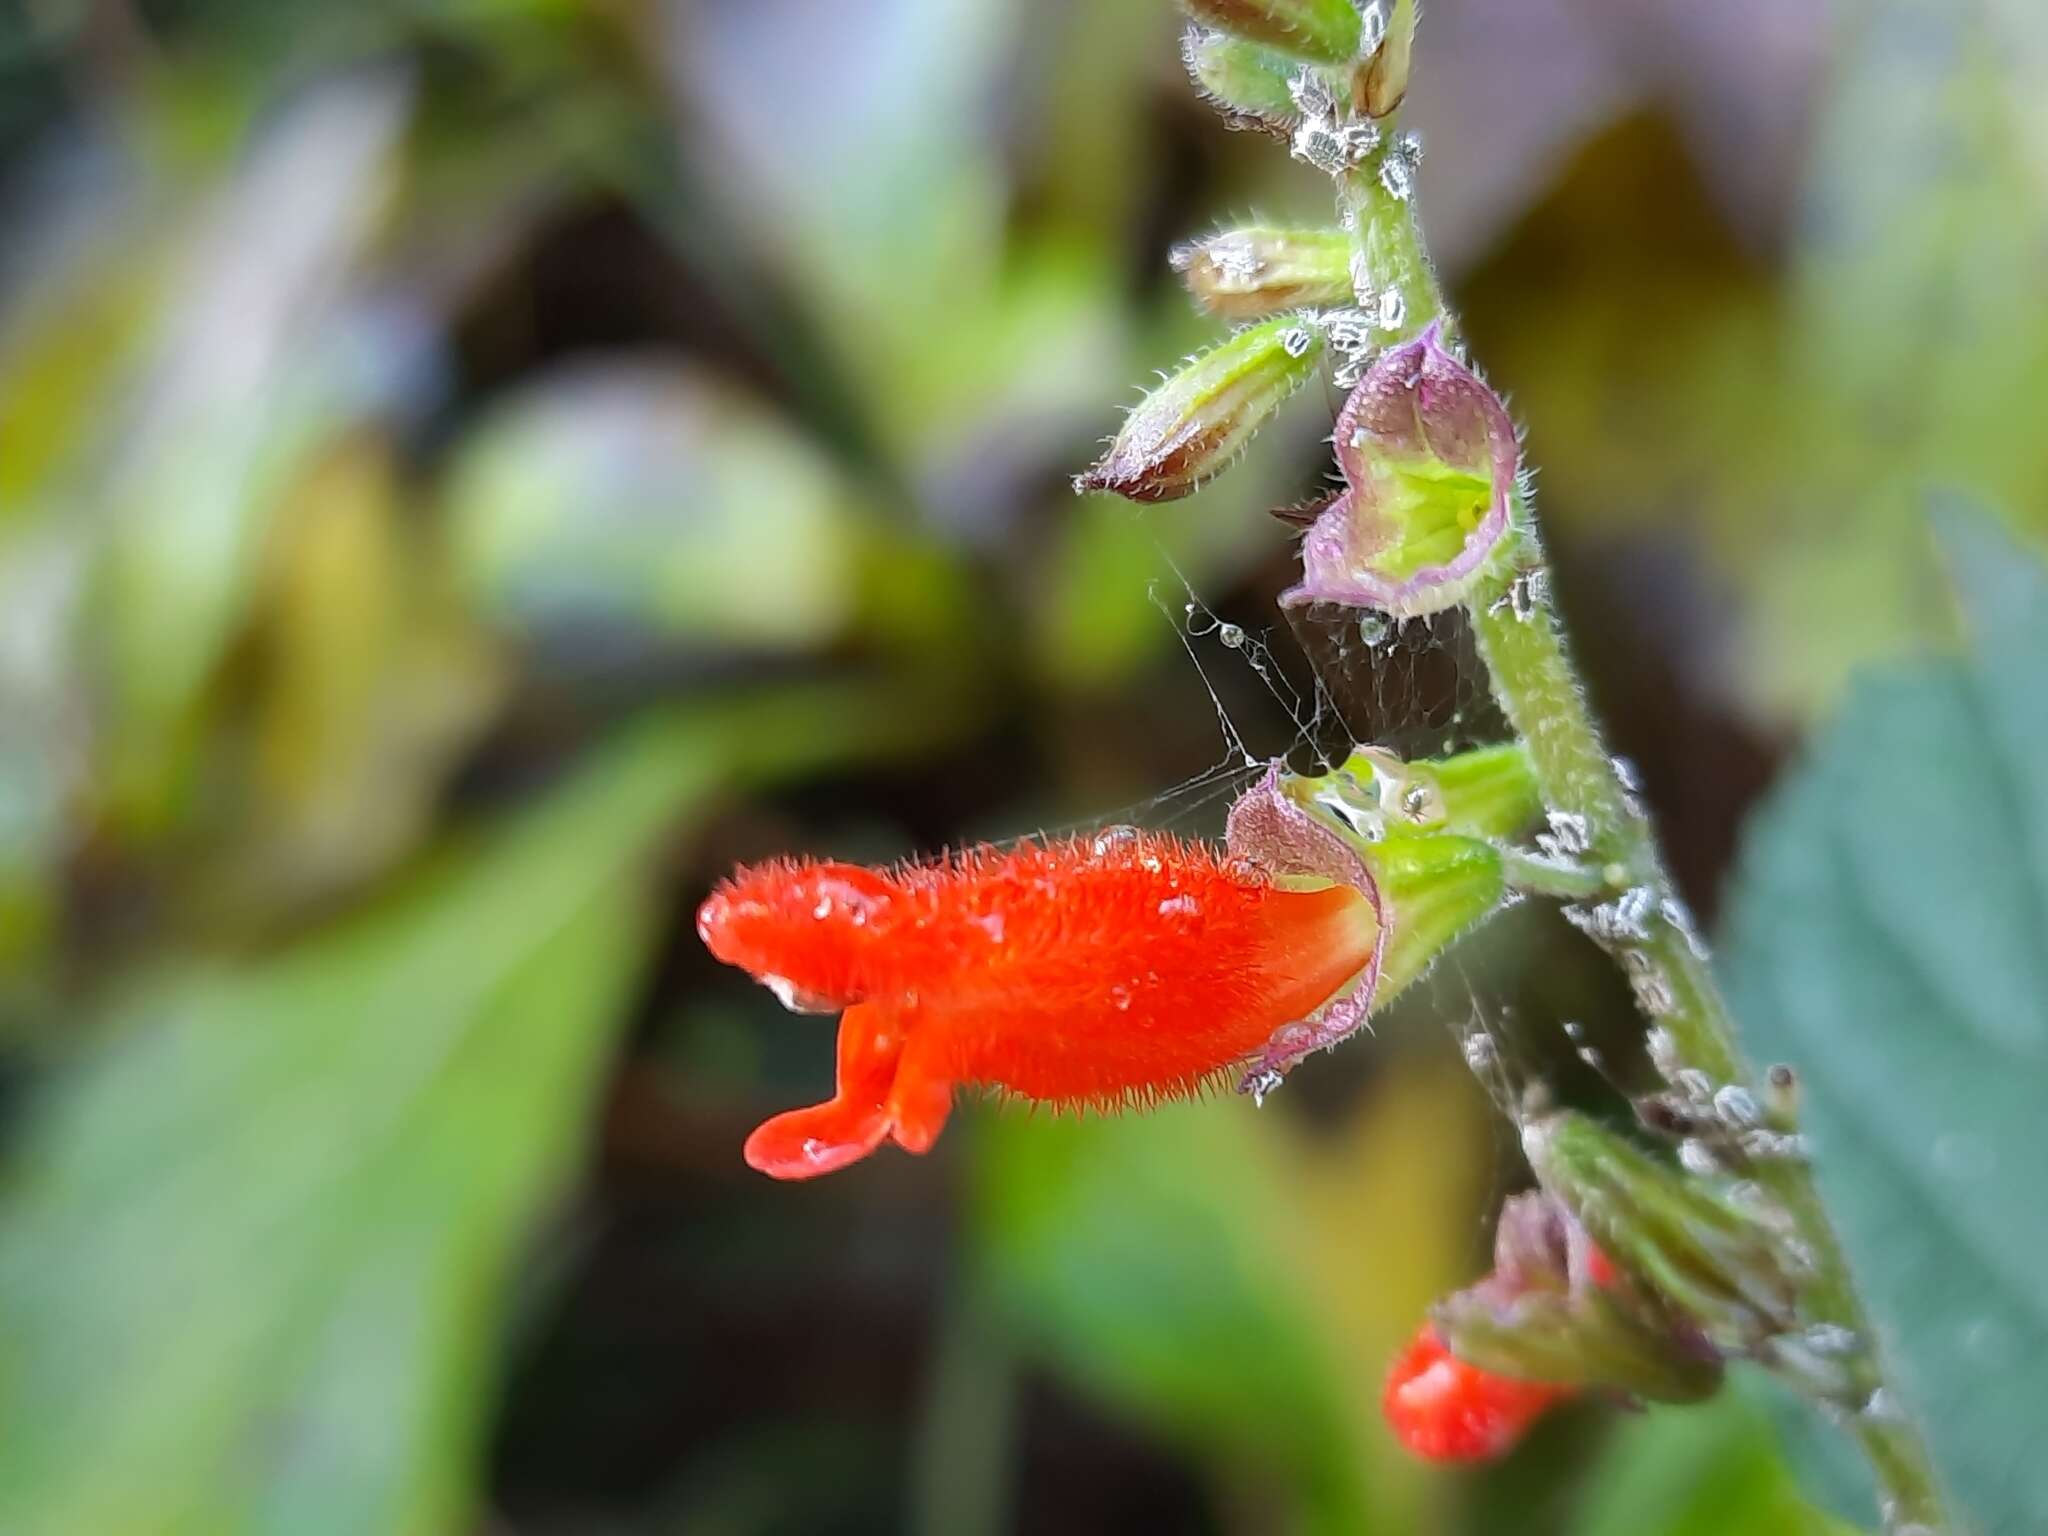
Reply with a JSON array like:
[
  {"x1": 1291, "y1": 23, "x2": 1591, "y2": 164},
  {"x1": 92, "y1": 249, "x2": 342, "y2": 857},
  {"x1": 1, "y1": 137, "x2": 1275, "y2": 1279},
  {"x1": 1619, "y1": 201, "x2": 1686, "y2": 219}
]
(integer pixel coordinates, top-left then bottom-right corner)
[
  {"x1": 1336, "y1": 134, "x2": 1959, "y2": 1536},
  {"x1": 1498, "y1": 847, "x2": 1611, "y2": 903},
  {"x1": 1470, "y1": 573, "x2": 1951, "y2": 1534}
]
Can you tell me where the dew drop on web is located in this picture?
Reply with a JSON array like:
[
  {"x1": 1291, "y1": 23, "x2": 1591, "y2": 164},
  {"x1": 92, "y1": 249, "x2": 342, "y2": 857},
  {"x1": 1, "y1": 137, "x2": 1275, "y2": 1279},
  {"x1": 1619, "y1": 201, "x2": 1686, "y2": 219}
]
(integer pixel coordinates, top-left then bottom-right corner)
[{"x1": 1359, "y1": 0, "x2": 1388, "y2": 53}]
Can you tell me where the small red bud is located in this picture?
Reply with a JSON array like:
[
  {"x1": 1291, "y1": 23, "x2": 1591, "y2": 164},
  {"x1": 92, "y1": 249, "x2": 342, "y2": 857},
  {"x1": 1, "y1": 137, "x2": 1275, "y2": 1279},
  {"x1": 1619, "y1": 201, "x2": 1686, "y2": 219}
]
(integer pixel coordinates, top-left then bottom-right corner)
[{"x1": 1382, "y1": 1324, "x2": 1570, "y2": 1463}]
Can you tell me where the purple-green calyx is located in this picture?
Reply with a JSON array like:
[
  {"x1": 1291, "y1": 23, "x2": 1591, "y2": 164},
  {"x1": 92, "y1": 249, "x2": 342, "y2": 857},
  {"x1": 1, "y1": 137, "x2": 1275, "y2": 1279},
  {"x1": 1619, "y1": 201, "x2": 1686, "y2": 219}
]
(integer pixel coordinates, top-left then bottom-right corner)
[
  {"x1": 1522, "y1": 1113, "x2": 1806, "y2": 1364},
  {"x1": 1432, "y1": 1191, "x2": 1724, "y2": 1403},
  {"x1": 1282, "y1": 320, "x2": 1518, "y2": 618},
  {"x1": 1223, "y1": 758, "x2": 1506, "y2": 1091}
]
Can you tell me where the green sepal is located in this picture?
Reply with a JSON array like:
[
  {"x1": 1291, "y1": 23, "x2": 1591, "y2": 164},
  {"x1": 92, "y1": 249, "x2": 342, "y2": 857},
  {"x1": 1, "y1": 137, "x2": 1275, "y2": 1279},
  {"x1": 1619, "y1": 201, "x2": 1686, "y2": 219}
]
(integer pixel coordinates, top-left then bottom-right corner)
[
  {"x1": 1434, "y1": 1287, "x2": 1724, "y2": 1403},
  {"x1": 1367, "y1": 829, "x2": 1504, "y2": 999},
  {"x1": 1428, "y1": 1191, "x2": 1724, "y2": 1403},
  {"x1": 1075, "y1": 317, "x2": 1325, "y2": 503},
  {"x1": 1181, "y1": 28, "x2": 1307, "y2": 125},
  {"x1": 1524, "y1": 1112, "x2": 1802, "y2": 1355}
]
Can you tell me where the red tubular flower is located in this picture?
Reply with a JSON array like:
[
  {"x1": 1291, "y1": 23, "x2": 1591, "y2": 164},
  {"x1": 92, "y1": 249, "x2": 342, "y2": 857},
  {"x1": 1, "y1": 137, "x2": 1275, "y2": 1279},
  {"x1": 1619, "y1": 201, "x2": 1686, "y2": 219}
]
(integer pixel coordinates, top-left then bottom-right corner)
[
  {"x1": 697, "y1": 831, "x2": 1380, "y2": 1179},
  {"x1": 1383, "y1": 1324, "x2": 1570, "y2": 1463}
]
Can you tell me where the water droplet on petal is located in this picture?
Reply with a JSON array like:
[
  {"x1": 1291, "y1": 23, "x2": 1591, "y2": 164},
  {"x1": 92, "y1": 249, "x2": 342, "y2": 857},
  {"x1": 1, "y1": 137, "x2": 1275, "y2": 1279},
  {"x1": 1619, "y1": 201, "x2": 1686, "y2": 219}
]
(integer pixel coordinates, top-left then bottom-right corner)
[
  {"x1": 761, "y1": 974, "x2": 840, "y2": 1014},
  {"x1": 1091, "y1": 824, "x2": 1142, "y2": 857}
]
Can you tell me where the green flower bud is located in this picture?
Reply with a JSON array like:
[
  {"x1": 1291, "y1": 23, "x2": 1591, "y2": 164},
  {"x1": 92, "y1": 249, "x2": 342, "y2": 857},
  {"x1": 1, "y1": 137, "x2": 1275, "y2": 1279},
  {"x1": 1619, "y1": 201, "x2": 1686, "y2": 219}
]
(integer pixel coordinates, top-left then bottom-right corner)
[
  {"x1": 1181, "y1": 27, "x2": 1306, "y2": 127},
  {"x1": 1076, "y1": 317, "x2": 1325, "y2": 503},
  {"x1": 1173, "y1": 226, "x2": 1356, "y2": 319},
  {"x1": 1180, "y1": 0, "x2": 1363, "y2": 66},
  {"x1": 1432, "y1": 1193, "x2": 1724, "y2": 1403},
  {"x1": 1523, "y1": 1112, "x2": 1803, "y2": 1357}
]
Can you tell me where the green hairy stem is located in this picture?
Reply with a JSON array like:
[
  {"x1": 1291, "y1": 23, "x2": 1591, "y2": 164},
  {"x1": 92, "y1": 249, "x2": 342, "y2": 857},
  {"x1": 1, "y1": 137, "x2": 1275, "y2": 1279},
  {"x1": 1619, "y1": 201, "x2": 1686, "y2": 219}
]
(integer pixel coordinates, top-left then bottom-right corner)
[
  {"x1": 1349, "y1": 113, "x2": 1958, "y2": 1536},
  {"x1": 1143, "y1": 3, "x2": 1959, "y2": 1523},
  {"x1": 1323, "y1": 29, "x2": 1956, "y2": 1536}
]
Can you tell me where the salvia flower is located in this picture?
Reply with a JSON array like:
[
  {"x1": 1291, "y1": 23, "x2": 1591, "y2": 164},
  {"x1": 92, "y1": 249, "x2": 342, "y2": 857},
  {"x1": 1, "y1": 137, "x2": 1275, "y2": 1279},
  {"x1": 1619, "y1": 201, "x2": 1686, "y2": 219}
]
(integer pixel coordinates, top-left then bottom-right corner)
[
  {"x1": 1429, "y1": 1191, "x2": 1724, "y2": 1408},
  {"x1": 1179, "y1": 0, "x2": 1363, "y2": 66},
  {"x1": 699, "y1": 754, "x2": 1512, "y2": 1177},
  {"x1": 1173, "y1": 225, "x2": 1356, "y2": 320},
  {"x1": 1077, "y1": 316, "x2": 1326, "y2": 503},
  {"x1": 1386, "y1": 1188, "x2": 1722, "y2": 1464},
  {"x1": 699, "y1": 824, "x2": 1378, "y2": 1179},
  {"x1": 1282, "y1": 320, "x2": 1519, "y2": 617}
]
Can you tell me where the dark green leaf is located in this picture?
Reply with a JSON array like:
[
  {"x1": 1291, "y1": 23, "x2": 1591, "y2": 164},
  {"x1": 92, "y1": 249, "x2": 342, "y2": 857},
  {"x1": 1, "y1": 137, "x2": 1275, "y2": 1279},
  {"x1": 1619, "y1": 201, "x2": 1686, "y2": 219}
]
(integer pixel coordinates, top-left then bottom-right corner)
[{"x1": 1722, "y1": 510, "x2": 2048, "y2": 1532}]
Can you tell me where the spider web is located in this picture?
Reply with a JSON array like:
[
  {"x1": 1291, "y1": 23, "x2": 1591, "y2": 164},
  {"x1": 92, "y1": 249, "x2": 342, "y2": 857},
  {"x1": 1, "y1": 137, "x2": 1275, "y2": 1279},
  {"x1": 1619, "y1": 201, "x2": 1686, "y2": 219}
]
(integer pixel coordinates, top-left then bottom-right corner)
[
  {"x1": 1119, "y1": 532, "x2": 1595, "y2": 1273},
  {"x1": 1086, "y1": 555, "x2": 1509, "y2": 847}
]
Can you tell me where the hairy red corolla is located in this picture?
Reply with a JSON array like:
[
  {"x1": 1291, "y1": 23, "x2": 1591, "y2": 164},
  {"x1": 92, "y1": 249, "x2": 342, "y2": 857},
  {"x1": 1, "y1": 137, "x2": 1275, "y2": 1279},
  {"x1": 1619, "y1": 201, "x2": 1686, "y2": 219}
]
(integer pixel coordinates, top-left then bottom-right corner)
[{"x1": 697, "y1": 831, "x2": 1378, "y2": 1179}]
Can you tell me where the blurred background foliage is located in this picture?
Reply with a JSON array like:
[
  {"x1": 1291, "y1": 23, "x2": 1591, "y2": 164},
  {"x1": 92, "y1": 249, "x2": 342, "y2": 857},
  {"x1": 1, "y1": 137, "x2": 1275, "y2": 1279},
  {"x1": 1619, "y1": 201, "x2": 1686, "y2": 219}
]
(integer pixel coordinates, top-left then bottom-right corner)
[{"x1": 0, "y1": 0, "x2": 2041, "y2": 1531}]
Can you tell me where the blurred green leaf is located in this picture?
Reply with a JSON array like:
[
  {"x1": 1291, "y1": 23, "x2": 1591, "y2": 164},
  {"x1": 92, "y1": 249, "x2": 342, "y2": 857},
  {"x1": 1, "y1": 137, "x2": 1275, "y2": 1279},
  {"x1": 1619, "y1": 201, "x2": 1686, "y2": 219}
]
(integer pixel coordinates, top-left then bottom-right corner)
[
  {"x1": 0, "y1": 710, "x2": 716, "y2": 1533},
  {"x1": 0, "y1": 679, "x2": 958, "y2": 1533},
  {"x1": 975, "y1": 1056, "x2": 1492, "y2": 1534},
  {"x1": 1575, "y1": 1392, "x2": 1857, "y2": 1536},
  {"x1": 443, "y1": 360, "x2": 872, "y2": 655},
  {"x1": 1722, "y1": 509, "x2": 2048, "y2": 1532},
  {"x1": 1464, "y1": 0, "x2": 2048, "y2": 726},
  {"x1": 978, "y1": 1101, "x2": 1369, "y2": 1526},
  {"x1": 1746, "y1": 0, "x2": 2048, "y2": 721},
  {"x1": 672, "y1": 0, "x2": 1018, "y2": 439},
  {"x1": 0, "y1": 202, "x2": 167, "y2": 517},
  {"x1": 82, "y1": 74, "x2": 412, "y2": 835},
  {"x1": 205, "y1": 437, "x2": 506, "y2": 926}
]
